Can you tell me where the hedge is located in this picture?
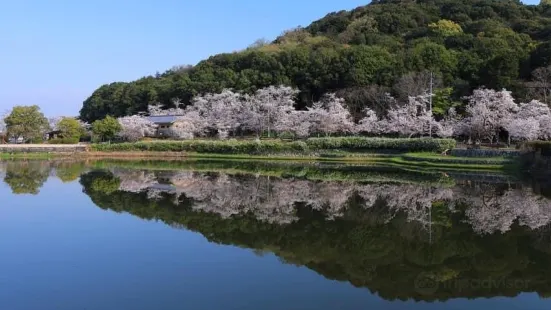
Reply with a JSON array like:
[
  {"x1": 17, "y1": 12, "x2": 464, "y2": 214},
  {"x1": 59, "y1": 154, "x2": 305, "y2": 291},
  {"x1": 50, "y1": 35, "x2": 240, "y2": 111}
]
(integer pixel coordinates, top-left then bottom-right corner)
[
  {"x1": 401, "y1": 154, "x2": 509, "y2": 165},
  {"x1": 305, "y1": 137, "x2": 456, "y2": 153},
  {"x1": 91, "y1": 140, "x2": 309, "y2": 155},
  {"x1": 450, "y1": 149, "x2": 520, "y2": 158},
  {"x1": 521, "y1": 141, "x2": 551, "y2": 156},
  {"x1": 48, "y1": 138, "x2": 80, "y2": 144},
  {"x1": 91, "y1": 137, "x2": 456, "y2": 154}
]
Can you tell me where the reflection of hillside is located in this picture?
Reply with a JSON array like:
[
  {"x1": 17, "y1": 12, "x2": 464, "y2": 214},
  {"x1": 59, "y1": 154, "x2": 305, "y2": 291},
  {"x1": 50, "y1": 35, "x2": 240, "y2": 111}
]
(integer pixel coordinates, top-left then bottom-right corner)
[
  {"x1": 80, "y1": 170, "x2": 551, "y2": 301},
  {"x1": 107, "y1": 168, "x2": 551, "y2": 234}
]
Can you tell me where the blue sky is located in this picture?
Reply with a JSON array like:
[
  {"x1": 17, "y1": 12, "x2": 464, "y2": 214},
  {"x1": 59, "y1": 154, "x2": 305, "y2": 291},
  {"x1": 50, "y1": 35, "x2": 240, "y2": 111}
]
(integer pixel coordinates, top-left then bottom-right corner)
[{"x1": 0, "y1": 0, "x2": 541, "y2": 117}]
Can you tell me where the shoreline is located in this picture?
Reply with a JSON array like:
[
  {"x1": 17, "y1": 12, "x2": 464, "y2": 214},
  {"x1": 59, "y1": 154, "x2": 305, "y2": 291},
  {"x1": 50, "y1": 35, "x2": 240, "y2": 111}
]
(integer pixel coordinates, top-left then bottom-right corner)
[{"x1": 0, "y1": 150, "x2": 515, "y2": 172}]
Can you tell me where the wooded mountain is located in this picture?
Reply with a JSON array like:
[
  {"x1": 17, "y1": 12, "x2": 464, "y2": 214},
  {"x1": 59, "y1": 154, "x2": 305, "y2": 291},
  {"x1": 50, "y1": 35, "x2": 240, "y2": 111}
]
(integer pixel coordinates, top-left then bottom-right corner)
[{"x1": 80, "y1": 0, "x2": 551, "y2": 122}]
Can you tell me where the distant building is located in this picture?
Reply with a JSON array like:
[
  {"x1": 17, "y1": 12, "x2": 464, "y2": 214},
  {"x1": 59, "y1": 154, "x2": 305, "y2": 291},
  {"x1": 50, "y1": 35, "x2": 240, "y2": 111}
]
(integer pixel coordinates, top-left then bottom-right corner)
[
  {"x1": 46, "y1": 130, "x2": 62, "y2": 140},
  {"x1": 147, "y1": 115, "x2": 180, "y2": 137}
]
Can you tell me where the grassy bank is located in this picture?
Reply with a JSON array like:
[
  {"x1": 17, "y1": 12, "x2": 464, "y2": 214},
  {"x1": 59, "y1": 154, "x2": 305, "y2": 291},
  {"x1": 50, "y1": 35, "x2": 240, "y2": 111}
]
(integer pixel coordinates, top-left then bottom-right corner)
[
  {"x1": 0, "y1": 153, "x2": 58, "y2": 159},
  {"x1": 85, "y1": 148, "x2": 513, "y2": 174},
  {"x1": 90, "y1": 158, "x2": 457, "y2": 186},
  {"x1": 1, "y1": 137, "x2": 518, "y2": 171},
  {"x1": 181, "y1": 153, "x2": 512, "y2": 171},
  {"x1": 90, "y1": 137, "x2": 456, "y2": 154}
]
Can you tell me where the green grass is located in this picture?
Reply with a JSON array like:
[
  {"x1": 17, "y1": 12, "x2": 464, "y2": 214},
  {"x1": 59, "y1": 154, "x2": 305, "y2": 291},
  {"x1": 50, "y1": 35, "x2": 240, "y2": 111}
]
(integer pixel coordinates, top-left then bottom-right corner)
[
  {"x1": 182, "y1": 152, "x2": 512, "y2": 171},
  {"x1": 0, "y1": 153, "x2": 57, "y2": 159},
  {"x1": 89, "y1": 158, "x2": 458, "y2": 186},
  {"x1": 90, "y1": 137, "x2": 456, "y2": 154},
  {"x1": 1, "y1": 150, "x2": 514, "y2": 172}
]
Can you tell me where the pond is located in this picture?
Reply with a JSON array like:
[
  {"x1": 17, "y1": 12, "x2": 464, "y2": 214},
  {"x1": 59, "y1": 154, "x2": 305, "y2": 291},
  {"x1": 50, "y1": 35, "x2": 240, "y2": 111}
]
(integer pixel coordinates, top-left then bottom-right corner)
[{"x1": 1, "y1": 159, "x2": 551, "y2": 310}]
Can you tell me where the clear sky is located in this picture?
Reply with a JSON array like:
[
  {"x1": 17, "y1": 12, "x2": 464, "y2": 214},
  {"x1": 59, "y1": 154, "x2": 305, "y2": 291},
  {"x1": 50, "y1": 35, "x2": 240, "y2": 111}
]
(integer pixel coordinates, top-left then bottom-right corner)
[{"x1": 0, "y1": 0, "x2": 541, "y2": 117}]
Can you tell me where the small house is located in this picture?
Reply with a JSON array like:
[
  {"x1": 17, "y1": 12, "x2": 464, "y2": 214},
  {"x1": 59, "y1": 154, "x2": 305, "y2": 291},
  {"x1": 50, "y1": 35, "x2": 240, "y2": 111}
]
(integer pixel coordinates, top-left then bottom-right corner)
[
  {"x1": 46, "y1": 130, "x2": 62, "y2": 140},
  {"x1": 147, "y1": 115, "x2": 180, "y2": 137}
]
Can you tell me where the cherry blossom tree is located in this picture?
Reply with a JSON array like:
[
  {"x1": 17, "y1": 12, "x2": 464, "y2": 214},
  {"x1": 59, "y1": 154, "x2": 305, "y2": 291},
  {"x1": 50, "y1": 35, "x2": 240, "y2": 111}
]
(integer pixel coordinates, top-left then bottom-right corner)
[
  {"x1": 147, "y1": 101, "x2": 186, "y2": 116},
  {"x1": 376, "y1": 94, "x2": 437, "y2": 138},
  {"x1": 462, "y1": 89, "x2": 518, "y2": 143},
  {"x1": 48, "y1": 117, "x2": 63, "y2": 131},
  {"x1": 499, "y1": 100, "x2": 551, "y2": 142},
  {"x1": 168, "y1": 111, "x2": 208, "y2": 139},
  {"x1": 0, "y1": 110, "x2": 8, "y2": 133},
  {"x1": 246, "y1": 86, "x2": 298, "y2": 138},
  {"x1": 136, "y1": 86, "x2": 551, "y2": 142},
  {"x1": 517, "y1": 100, "x2": 551, "y2": 119},
  {"x1": 356, "y1": 108, "x2": 381, "y2": 135},
  {"x1": 436, "y1": 108, "x2": 461, "y2": 138},
  {"x1": 117, "y1": 115, "x2": 158, "y2": 142},
  {"x1": 308, "y1": 93, "x2": 355, "y2": 136},
  {"x1": 169, "y1": 118, "x2": 195, "y2": 140},
  {"x1": 275, "y1": 110, "x2": 311, "y2": 138},
  {"x1": 506, "y1": 118, "x2": 540, "y2": 142},
  {"x1": 188, "y1": 90, "x2": 244, "y2": 139},
  {"x1": 540, "y1": 116, "x2": 551, "y2": 140}
]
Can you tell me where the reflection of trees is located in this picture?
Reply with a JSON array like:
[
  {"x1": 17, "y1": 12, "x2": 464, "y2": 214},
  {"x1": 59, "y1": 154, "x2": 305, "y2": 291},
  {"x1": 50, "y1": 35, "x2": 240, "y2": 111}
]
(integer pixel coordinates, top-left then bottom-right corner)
[
  {"x1": 54, "y1": 163, "x2": 87, "y2": 183},
  {"x1": 80, "y1": 169, "x2": 551, "y2": 301},
  {"x1": 2, "y1": 161, "x2": 50, "y2": 195},
  {"x1": 455, "y1": 183, "x2": 551, "y2": 234},
  {"x1": 0, "y1": 160, "x2": 89, "y2": 193},
  {"x1": 108, "y1": 169, "x2": 551, "y2": 233}
]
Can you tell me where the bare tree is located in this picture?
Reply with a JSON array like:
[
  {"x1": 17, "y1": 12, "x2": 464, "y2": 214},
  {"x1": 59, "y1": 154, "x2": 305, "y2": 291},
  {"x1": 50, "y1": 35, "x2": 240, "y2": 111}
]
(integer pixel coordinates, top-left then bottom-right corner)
[
  {"x1": 248, "y1": 38, "x2": 271, "y2": 49},
  {"x1": 335, "y1": 85, "x2": 394, "y2": 120},
  {"x1": 393, "y1": 71, "x2": 442, "y2": 103},
  {"x1": 528, "y1": 66, "x2": 551, "y2": 105}
]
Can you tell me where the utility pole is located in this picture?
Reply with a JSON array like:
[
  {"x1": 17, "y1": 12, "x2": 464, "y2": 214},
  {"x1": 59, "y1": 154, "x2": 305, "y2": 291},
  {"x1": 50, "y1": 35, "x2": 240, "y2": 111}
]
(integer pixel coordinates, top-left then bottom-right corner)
[{"x1": 429, "y1": 71, "x2": 433, "y2": 138}]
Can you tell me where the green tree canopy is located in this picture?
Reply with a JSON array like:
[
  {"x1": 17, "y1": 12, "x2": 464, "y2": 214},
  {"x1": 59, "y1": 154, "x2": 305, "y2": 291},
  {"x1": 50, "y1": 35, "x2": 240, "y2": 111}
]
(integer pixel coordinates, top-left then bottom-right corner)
[
  {"x1": 78, "y1": 0, "x2": 551, "y2": 122},
  {"x1": 5, "y1": 105, "x2": 49, "y2": 143},
  {"x1": 92, "y1": 116, "x2": 122, "y2": 142},
  {"x1": 57, "y1": 117, "x2": 84, "y2": 141},
  {"x1": 429, "y1": 19, "x2": 463, "y2": 37}
]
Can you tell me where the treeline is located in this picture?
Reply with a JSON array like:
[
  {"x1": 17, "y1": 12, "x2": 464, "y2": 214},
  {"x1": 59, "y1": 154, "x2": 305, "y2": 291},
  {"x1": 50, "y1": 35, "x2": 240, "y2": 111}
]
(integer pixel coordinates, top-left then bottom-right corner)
[{"x1": 80, "y1": 0, "x2": 551, "y2": 122}]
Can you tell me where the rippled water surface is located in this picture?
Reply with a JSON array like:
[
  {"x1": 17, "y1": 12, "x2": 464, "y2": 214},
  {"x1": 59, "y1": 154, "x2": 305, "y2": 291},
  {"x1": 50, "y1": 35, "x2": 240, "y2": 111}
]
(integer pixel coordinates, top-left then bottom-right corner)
[{"x1": 2, "y1": 159, "x2": 551, "y2": 310}]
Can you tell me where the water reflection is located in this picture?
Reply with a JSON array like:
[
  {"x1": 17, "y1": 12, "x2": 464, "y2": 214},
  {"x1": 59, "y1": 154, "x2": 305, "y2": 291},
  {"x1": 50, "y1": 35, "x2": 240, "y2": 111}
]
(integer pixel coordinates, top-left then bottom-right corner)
[
  {"x1": 0, "y1": 161, "x2": 50, "y2": 194},
  {"x1": 3, "y1": 160, "x2": 551, "y2": 301},
  {"x1": 81, "y1": 165, "x2": 551, "y2": 301},
  {"x1": 91, "y1": 166, "x2": 551, "y2": 234}
]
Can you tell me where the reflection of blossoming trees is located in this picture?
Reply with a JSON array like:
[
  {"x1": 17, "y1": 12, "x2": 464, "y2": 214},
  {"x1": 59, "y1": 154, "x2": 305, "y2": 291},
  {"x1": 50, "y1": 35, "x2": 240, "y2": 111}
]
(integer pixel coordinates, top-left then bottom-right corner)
[
  {"x1": 357, "y1": 184, "x2": 455, "y2": 227},
  {"x1": 457, "y1": 184, "x2": 551, "y2": 234},
  {"x1": 79, "y1": 168, "x2": 551, "y2": 302},
  {"x1": 108, "y1": 169, "x2": 551, "y2": 234}
]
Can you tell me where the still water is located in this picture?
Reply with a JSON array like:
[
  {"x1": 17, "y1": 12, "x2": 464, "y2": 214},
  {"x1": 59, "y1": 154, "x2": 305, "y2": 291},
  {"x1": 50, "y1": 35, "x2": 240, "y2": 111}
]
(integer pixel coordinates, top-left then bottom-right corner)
[{"x1": 1, "y1": 159, "x2": 551, "y2": 310}]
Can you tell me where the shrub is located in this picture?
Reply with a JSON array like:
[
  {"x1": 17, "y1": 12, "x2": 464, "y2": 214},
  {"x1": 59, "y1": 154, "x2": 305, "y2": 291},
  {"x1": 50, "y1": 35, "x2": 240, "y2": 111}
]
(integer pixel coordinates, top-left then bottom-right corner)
[
  {"x1": 450, "y1": 149, "x2": 520, "y2": 158},
  {"x1": 305, "y1": 137, "x2": 456, "y2": 153},
  {"x1": 92, "y1": 116, "x2": 122, "y2": 142},
  {"x1": 521, "y1": 141, "x2": 551, "y2": 156},
  {"x1": 91, "y1": 140, "x2": 310, "y2": 155},
  {"x1": 91, "y1": 138, "x2": 456, "y2": 154},
  {"x1": 49, "y1": 138, "x2": 80, "y2": 144}
]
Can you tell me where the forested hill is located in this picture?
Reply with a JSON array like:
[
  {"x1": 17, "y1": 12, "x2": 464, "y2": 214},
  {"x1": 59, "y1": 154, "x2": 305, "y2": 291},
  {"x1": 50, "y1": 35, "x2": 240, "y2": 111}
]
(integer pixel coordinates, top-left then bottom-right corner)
[{"x1": 80, "y1": 0, "x2": 551, "y2": 122}]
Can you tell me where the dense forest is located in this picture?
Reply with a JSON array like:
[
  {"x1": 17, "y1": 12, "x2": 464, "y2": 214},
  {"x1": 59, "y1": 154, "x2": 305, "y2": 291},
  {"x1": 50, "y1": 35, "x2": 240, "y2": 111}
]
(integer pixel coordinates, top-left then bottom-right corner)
[{"x1": 80, "y1": 0, "x2": 551, "y2": 122}]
